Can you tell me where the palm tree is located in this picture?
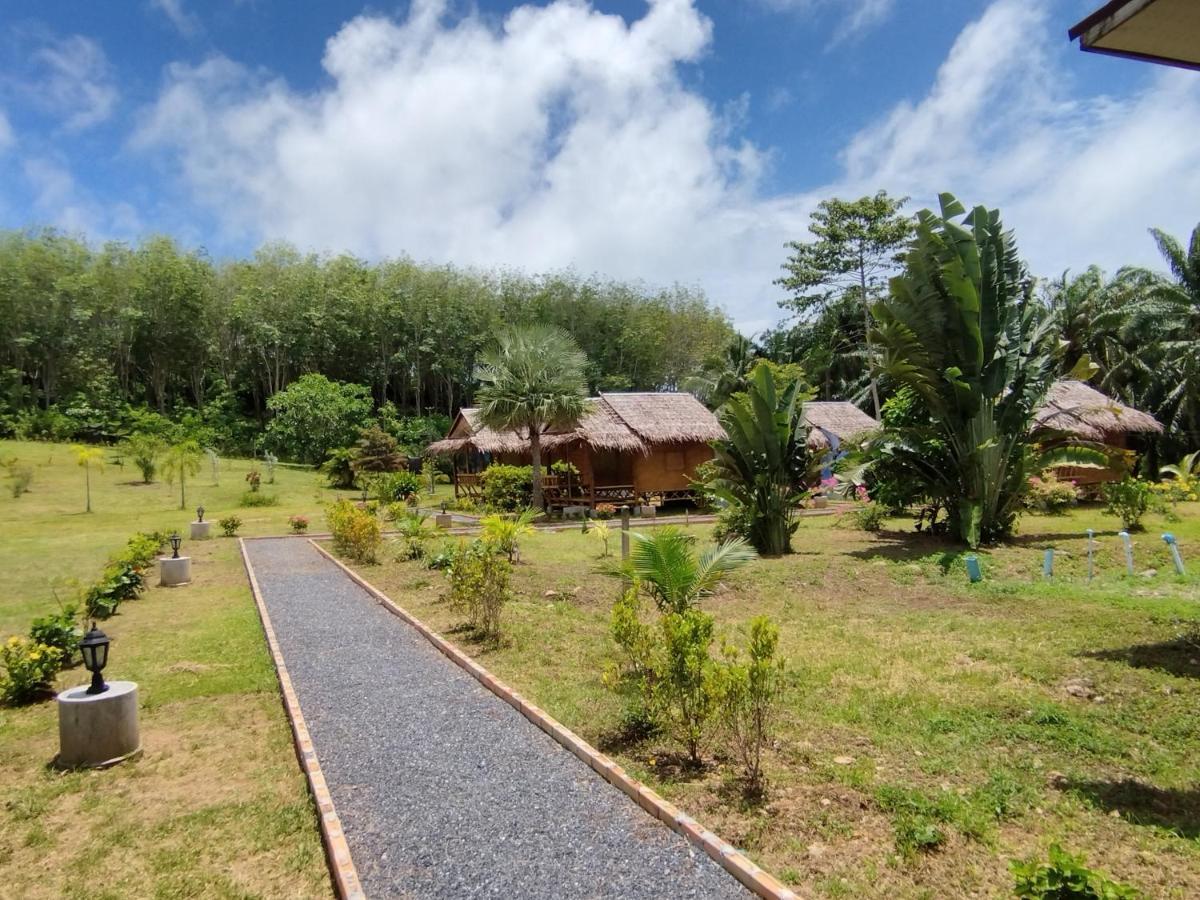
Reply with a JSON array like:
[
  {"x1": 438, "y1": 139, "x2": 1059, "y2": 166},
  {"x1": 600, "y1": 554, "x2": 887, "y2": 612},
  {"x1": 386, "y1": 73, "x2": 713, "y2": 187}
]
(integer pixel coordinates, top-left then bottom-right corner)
[
  {"x1": 161, "y1": 440, "x2": 203, "y2": 510},
  {"x1": 71, "y1": 445, "x2": 105, "y2": 513},
  {"x1": 1124, "y1": 224, "x2": 1200, "y2": 445},
  {"x1": 870, "y1": 194, "x2": 1105, "y2": 548},
  {"x1": 474, "y1": 325, "x2": 590, "y2": 511},
  {"x1": 629, "y1": 527, "x2": 757, "y2": 614},
  {"x1": 684, "y1": 334, "x2": 757, "y2": 409}
]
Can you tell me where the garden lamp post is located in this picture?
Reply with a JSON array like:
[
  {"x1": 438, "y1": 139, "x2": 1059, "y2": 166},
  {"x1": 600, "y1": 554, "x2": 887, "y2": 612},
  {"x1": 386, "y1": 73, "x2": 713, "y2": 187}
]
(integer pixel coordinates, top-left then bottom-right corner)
[
  {"x1": 196, "y1": 505, "x2": 205, "y2": 523},
  {"x1": 169, "y1": 532, "x2": 182, "y2": 559},
  {"x1": 79, "y1": 623, "x2": 110, "y2": 695}
]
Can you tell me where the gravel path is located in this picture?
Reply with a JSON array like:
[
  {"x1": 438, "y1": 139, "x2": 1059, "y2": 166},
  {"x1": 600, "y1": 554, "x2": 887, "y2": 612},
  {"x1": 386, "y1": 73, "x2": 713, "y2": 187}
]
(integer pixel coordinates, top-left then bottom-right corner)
[{"x1": 245, "y1": 538, "x2": 748, "y2": 899}]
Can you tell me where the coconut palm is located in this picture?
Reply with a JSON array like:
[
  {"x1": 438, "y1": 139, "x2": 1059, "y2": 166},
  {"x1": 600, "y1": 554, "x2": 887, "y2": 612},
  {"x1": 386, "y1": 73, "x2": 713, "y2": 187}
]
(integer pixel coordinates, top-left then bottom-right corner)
[
  {"x1": 71, "y1": 445, "x2": 105, "y2": 513},
  {"x1": 684, "y1": 334, "x2": 757, "y2": 409},
  {"x1": 474, "y1": 325, "x2": 590, "y2": 511},
  {"x1": 161, "y1": 440, "x2": 203, "y2": 510},
  {"x1": 870, "y1": 194, "x2": 1106, "y2": 548},
  {"x1": 629, "y1": 527, "x2": 757, "y2": 614}
]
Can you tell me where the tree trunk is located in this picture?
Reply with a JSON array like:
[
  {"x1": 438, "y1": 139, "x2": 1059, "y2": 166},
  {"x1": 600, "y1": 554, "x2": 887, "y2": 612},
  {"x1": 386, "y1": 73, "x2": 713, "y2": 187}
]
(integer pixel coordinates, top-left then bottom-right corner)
[
  {"x1": 85, "y1": 464, "x2": 91, "y2": 513},
  {"x1": 860, "y1": 251, "x2": 882, "y2": 420},
  {"x1": 530, "y1": 429, "x2": 544, "y2": 511}
]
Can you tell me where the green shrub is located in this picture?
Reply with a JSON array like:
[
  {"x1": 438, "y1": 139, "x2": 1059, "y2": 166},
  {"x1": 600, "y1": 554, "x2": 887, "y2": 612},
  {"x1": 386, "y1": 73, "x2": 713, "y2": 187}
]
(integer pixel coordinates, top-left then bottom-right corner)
[
  {"x1": 1, "y1": 637, "x2": 64, "y2": 705},
  {"x1": 370, "y1": 470, "x2": 423, "y2": 504},
  {"x1": 239, "y1": 491, "x2": 278, "y2": 508},
  {"x1": 655, "y1": 608, "x2": 720, "y2": 766},
  {"x1": 426, "y1": 543, "x2": 456, "y2": 571},
  {"x1": 122, "y1": 433, "x2": 166, "y2": 483},
  {"x1": 875, "y1": 785, "x2": 952, "y2": 857},
  {"x1": 1011, "y1": 843, "x2": 1140, "y2": 899},
  {"x1": 1103, "y1": 478, "x2": 1152, "y2": 531},
  {"x1": 844, "y1": 501, "x2": 887, "y2": 532},
  {"x1": 480, "y1": 509, "x2": 536, "y2": 562},
  {"x1": 718, "y1": 616, "x2": 784, "y2": 792},
  {"x1": 29, "y1": 605, "x2": 81, "y2": 662},
  {"x1": 2, "y1": 458, "x2": 34, "y2": 497},
  {"x1": 83, "y1": 531, "x2": 166, "y2": 619},
  {"x1": 393, "y1": 512, "x2": 436, "y2": 561},
  {"x1": 219, "y1": 515, "x2": 243, "y2": 537},
  {"x1": 479, "y1": 464, "x2": 532, "y2": 511},
  {"x1": 445, "y1": 539, "x2": 511, "y2": 639},
  {"x1": 326, "y1": 499, "x2": 382, "y2": 564},
  {"x1": 322, "y1": 447, "x2": 358, "y2": 489},
  {"x1": 610, "y1": 581, "x2": 655, "y2": 678},
  {"x1": 1024, "y1": 473, "x2": 1079, "y2": 515},
  {"x1": 712, "y1": 502, "x2": 753, "y2": 544}
]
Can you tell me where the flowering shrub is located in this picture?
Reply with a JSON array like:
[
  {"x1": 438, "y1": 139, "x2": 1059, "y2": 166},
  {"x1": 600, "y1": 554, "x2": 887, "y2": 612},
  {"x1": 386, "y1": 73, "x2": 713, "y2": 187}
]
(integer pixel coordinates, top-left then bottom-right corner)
[
  {"x1": 245, "y1": 469, "x2": 262, "y2": 492},
  {"x1": 594, "y1": 503, "x2": 618, "y2": 520},
  {"x1": 1023, "y1": 473, "x2": 1079, "y2": 515},
  {"x1": 29, "y1": 605, "x2": 80, "y2": 660},
  {"x1": 219, "y1": 515, "x2": 242, "y2": 537},
  {"x1": 1, "y1": 637, "x2": 64, "y2": 705},
  {"x1": 288, "y1": 515, "x2": 310, "y2": 534},
  {"x1": 326, "y1": 499, "x2": 382, "y2": 563},
  {"x1": 1154, "y1": 473, "x2": 1199, "y2": 504}
]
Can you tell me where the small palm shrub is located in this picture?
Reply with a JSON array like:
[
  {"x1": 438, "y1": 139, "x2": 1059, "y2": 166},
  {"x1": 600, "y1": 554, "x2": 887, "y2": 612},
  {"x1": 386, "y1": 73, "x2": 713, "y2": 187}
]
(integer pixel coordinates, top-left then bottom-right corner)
[
  {"x1": 1, "y1": 637, "x2": 64, "y2": 705},
  {"x1": 288, "y1": 515, "x2": 309, "y2": 534},
  {"x1": 445, "y1": 539, "x2": 511, "y2": 639},
  {"x1": 393, "y1": 513, "x2": 436, "y2": 561},
  {"x1": 219, "y1": 515, "x2": 242, "y2": 537},
  {"x1": 479, "y1": 464, "x2": 533, "y2": 512},
  {"x1": 629, "y1": 527, "x2": 756, "y2": 614},
  {"x1": 1011, "y1": 843, "x2": 1139, "y2": 899},
  {"x1": 480, "y1": 509, "x2": 537, "y2": 562},
  {"x1": 588, "y1": 520, "x2": 612, "y2": 557},
  {"x1": 327, "y1": 500, "x2": 382, "y2": 563},
  {"x1": 371, "y1": 470, "x2": 423, "y2": 505},
  {"x1": 1103, "y1": 478, "x2": 1153, "y2": 531}
]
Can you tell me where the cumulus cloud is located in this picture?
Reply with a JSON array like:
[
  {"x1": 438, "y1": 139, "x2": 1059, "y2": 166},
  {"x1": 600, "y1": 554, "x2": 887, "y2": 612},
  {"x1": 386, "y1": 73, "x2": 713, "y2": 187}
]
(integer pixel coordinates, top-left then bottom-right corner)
[
  {"x1": 25, "y1": 33, "x2": 119, "y2": 131},
  {"x1": 134, "y1": 0, "x2": 1200, "y2": 332}
]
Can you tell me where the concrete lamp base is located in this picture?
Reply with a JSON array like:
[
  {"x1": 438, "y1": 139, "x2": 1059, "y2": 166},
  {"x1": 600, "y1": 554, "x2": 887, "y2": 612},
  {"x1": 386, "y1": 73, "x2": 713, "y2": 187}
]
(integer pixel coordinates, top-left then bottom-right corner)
[
  {"x1": 190, "y1": 521, "x2": 211, "y2": 540},
  {"x1": 160, "y1": 555, "x2": 192, "y2": 586},
  {"x1": 435, "y1": 513, "x2": 453, "y2": 529},
  {"x1": 56, "y1": 681, "x2": 141, "y2": 769}
]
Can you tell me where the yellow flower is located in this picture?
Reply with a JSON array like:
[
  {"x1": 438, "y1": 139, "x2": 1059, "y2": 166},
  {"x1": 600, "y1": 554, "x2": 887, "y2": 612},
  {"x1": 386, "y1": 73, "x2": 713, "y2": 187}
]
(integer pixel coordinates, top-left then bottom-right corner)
[{"x1": 1189, "y1": 493, "x2": 1197, "y2": 501}]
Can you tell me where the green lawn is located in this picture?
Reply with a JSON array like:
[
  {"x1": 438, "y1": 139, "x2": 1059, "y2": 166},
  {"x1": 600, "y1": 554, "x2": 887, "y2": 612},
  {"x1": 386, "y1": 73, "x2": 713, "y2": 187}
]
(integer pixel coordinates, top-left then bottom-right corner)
[
  {"x1": 351, "y1": 502, "x2": 1200, "y2": 899},
  {"x1": 0, "y1": 440, "x2": 344, "y2": 898}
]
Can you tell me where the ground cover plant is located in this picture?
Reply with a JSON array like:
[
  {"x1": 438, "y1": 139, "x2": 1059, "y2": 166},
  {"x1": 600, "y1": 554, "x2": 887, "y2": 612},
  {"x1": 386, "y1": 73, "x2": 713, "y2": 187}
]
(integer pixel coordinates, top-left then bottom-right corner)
[
  {"x1": 0, "y1": 439, "x2": 334, "y2": 896},
  {"x1": 351, "y1": 502, "x2": 1200, "y2": 899}
]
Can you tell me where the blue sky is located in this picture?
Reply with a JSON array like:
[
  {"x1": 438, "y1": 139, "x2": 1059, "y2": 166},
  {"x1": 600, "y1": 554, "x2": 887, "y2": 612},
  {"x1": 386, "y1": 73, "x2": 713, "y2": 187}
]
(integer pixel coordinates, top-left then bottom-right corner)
[{"x1": 0, "y1": 0, "x2": 1196, "y2": 331}]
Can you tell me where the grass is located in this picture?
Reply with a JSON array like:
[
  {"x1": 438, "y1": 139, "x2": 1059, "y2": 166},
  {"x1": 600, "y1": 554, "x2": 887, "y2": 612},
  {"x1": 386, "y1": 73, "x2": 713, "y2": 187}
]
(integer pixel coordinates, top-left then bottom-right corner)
[
  {"x1": 349, "y1": 502, "x2": 1200, "y2": 899},
  {"x1": 0, "y1": 439, "x2": 376, "y2": 898}
]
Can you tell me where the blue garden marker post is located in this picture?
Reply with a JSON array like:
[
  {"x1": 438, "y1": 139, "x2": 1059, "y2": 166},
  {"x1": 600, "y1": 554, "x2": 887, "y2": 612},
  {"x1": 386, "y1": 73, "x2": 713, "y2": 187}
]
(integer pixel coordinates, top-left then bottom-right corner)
[
  {"x1": 966, "y1": 555, "x2": 982, "y2": 583},
  {"x1": 1162, "y1": 533, "x2": 1186, "y2": 576},
  {"x1": 1043, "y1": 548, "x2": 1054, "y2": 579},
  {"x1": 1086, "y1": 529, "x2": 1095, "y2": 582},
  {"x1": 1119, "y1": 531, "x2": 1134, "y2": 576}
]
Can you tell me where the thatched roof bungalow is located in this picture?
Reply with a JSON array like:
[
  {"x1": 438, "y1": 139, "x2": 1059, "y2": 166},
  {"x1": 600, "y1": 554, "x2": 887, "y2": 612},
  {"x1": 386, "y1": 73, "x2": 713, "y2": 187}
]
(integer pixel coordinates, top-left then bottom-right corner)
[
  {"x1": 428, "y1": 392, "x2": 725, "y2": 507},
  {"x1": 801, "y1": 401, "x2": 880, "y2": 452}
]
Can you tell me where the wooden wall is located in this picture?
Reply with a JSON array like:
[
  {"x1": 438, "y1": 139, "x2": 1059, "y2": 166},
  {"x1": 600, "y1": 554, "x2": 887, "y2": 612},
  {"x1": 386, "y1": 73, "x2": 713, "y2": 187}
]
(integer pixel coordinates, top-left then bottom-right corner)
[{"x1": 631, "y1": 441, "x2": 713, "y2": 493}]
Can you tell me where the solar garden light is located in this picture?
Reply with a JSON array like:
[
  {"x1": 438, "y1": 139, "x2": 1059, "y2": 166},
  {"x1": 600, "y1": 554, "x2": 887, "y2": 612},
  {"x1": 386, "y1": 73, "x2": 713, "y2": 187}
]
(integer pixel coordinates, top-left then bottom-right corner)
[
  {"x1": 965, "y1": 555, "x2": 982, "y2": 583},
  {"x1": 79, "y1": 623, "x2": 111, "y2": 695},
  {"x1": 1086, "y1": 529, "x2": 1095, "y2": 581},
  {"x1": 1119, "y1": 531, "x2": 1135, "y2": 575},
  {"x1": 160, "y1": 532, "x2": 192, "y2": 587},
  {"x1": 191, "y1": 504, "x2": 211, "y2": 540},
  {"x1": 56, "y1": 624, "x2": 141, "y2": 768}
]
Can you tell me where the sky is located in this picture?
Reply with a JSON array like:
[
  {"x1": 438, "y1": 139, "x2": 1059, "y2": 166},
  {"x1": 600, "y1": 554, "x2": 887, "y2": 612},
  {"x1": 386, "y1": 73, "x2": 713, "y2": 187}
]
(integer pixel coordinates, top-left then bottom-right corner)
[{"x1": 1, "y1": 0, "x2": 1198, "y2": 333}]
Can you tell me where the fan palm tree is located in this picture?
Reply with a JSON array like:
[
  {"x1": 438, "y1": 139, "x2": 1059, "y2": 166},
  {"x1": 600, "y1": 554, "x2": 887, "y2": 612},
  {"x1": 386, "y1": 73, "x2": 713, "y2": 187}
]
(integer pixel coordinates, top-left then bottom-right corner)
[
  {"x1": 161, "y1": 440, "x2": 203, "y2": 510},
  {"x1": 870, "y1": 194, "x2": 1106, "y2": 548},
  {"x1": 71, "y1": 445, "x2": 105, "y2": 513},
  {"x1": 628, "y1": 526, "x2": 757, "y2": 614},
  {"x1": 474, "y1": 325, "x2": 590, "y2": 511}
]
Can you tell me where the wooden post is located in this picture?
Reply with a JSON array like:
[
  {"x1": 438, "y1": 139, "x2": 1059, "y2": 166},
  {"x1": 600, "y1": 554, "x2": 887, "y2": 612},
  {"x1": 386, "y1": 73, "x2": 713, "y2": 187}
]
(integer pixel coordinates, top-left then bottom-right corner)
[{"x1": 621, "y1": 505, "x2": 631, "y2": 560}]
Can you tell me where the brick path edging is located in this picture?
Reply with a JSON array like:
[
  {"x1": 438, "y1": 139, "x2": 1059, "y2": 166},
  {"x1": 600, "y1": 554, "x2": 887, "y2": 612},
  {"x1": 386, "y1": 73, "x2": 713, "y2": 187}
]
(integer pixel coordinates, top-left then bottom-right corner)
[
  {"x1": 307, "y1": 538, "x2": 801, "y2": 900},
  {"x1": 238, "y1": 539, "x2": 366, "y2": 900}
]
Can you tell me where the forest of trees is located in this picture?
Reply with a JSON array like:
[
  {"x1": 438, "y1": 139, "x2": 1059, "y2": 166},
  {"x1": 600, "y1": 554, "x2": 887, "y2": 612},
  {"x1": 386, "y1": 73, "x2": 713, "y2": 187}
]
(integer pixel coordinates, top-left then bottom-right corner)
[{"x1": 0, "y1": 230, "x2": 733, "y2": 452}]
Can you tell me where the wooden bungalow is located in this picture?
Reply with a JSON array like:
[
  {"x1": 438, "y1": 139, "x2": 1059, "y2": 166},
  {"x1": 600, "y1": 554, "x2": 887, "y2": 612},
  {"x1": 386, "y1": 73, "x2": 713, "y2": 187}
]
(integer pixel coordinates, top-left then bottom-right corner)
[
  {"x1": 1034, "y1": 380, "x2": 1163, "y2": 486},
  {"x1": 801, "y1": 401, "x2": 880, "y2": 452},
  {"x1": 426, "y1": 392, "x2": 725, "y2": 509}
]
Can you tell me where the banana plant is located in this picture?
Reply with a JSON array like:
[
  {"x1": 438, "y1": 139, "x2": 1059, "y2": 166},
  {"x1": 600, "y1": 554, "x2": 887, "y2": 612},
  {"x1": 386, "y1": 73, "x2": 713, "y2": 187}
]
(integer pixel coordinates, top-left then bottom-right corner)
[
  {"x1": 706, "y1": 363, "x2": 814, "y2": 556},
  {"x1": 870, "y1": 194, "x2": 1107, "y2": 548}
]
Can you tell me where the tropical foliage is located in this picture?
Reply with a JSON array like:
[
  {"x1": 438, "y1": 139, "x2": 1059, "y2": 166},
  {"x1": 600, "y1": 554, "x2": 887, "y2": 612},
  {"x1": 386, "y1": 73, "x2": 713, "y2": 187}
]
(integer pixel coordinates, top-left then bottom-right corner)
[
  {"x1": 869, "y1": 194, "x2": 1106, "y2": 547},
  {"x1": 628, "y1": 527, "x2": 757, "y2": 613},
  {"x1": 474, "y1": 325, "x2": 590, "y2": 510},
  {"x1": 704, "y1": 364, "x2": 814, "y2": 556}
]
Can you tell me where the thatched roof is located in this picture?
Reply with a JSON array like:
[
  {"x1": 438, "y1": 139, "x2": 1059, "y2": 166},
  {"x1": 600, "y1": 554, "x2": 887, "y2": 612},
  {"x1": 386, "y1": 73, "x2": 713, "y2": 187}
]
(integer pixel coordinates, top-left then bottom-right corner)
[
  {"x1": 427, "y1": 392, "x2": 722, "y2": 456},
  {"x1": 1034, "y1": 381, "x2": 1162, "y2": 440},
  {"x1": 802, "y1": 401, "x2": 879, "y2": 451}
]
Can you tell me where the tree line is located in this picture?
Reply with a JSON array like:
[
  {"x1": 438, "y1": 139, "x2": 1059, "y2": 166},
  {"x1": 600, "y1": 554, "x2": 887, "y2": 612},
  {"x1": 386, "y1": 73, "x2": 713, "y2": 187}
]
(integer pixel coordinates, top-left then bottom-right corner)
[{"x1": 0, "y1": 230, "x2": 734, "y2": 450}]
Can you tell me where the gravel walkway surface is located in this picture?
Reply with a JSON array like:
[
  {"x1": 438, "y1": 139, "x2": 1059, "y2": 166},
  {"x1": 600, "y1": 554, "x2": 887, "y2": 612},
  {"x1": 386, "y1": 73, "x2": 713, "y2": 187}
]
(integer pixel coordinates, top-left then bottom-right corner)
[{"x1": 245, "y1": 538, "x2": 748, "y2": 899}]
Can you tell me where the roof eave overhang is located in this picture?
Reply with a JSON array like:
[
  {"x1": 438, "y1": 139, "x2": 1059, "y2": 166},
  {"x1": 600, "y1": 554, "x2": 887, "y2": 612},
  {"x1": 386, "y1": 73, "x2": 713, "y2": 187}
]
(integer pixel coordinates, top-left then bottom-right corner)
[{"x1": 1069, "y1": 0, "x2": 1200, "y2": 71}]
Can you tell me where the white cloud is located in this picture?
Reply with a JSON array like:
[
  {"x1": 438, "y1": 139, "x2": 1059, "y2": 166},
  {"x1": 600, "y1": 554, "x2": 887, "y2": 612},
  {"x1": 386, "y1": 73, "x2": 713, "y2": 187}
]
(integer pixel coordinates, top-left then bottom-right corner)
[
  {"x1": 23, "y1": 156, "x2": 142, "y2": 237},
  {"x1": 0, "y1": 109, "x2": 13, "y2": 150},
  {"x1": 150, "y1": 0, "x2": 202, "y2": 38},
  {"x1": 27, "y1": 33, "x2": 118, "y2": 131},
  {"x1": 757, "y1": 0, "x2": 895, "y2": 42},
  {"x1": 134, "y1": 0, "x2": 1200, "y2": 333}
]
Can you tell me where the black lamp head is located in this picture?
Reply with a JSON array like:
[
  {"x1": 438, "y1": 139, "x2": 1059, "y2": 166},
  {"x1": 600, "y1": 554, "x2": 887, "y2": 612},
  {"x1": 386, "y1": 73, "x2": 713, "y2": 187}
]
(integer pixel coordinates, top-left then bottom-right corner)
[
  {"x1": 169, "y1": 532, "x2": 182, "y2": 558},
  {"x1": 196, "y1": 505, "x2": 205, "y2": 522},
  {"x1": 79, "y1": 622, "x2": 111, "y2": 695}
]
